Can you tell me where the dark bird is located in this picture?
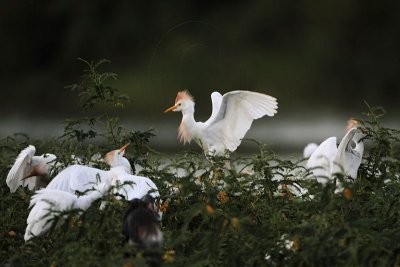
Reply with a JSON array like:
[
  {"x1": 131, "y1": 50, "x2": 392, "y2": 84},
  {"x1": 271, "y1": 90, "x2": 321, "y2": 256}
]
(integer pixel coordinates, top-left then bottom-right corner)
[{"x1": 123, "y1": 196, "x2": 163, "y2": 266}]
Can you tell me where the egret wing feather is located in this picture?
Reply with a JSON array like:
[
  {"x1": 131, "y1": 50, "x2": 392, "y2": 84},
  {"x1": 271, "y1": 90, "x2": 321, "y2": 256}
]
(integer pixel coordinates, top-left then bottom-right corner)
[
  {"x1": 47, "y1": 165, "x2": 110, "y2": 194},
  {"x1": 205, "y1": 91, "x2": 278, "y2": 152},
  {"x1": 25, "y1": 189, "x2": 77, "y2": 241},
  {"x1": 307, "y1": 137, "x2": 338, "y2": 183},
  {"x1": 117, "y1": 175, "x2": 160, "y2": 200},
  {"x1": 204, "y1": 91, "x2": 223, "y2": 125},
  {"x1": 6, "y1": 145, "x2": 36, "y2": 193},
  {"x1": 25, "y1": 186, "x2": 107, "y2": 241}
]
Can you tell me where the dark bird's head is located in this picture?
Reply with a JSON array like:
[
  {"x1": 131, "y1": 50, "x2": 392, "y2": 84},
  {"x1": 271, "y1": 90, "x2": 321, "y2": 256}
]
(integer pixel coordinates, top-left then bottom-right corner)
[{"x1": 122, "y1": 196, "x2": 163, "y2": 250}]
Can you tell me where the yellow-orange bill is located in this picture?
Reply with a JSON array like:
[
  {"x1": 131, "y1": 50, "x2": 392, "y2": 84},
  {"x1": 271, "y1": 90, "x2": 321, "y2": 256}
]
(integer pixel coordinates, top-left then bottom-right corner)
[
  {"x1": 119, "y1": 143, "x2": 130, "y2": 152},
  {"x1": 164, "y1": 104, "x2": 178, "y2": 113}
]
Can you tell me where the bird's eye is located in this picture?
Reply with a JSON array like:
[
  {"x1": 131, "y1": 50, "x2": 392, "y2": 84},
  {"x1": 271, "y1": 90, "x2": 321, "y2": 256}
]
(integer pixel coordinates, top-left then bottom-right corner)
[{"x1": 178, "y1": 103, "x2": 182, "y2": 106}]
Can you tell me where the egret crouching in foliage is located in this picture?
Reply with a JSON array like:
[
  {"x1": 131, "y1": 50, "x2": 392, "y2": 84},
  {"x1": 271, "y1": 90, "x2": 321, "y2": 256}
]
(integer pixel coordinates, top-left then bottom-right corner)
[
  {"x1": 307, "y1": 127, "x2": 364, "y2": 185},
  {"x1": 123, "y1": 196, "x2": 163, "y2": 267},
  {"x1": 46, "y1": 143, "x2": 162, "y2": 217},
  {"x1": 6, "y1": 145, "x2": 57, "y2": 192},
  {"x1": 24, "y1": 179, "x2": 111, "y2": 241},
  {"x1": 46, "y1": 143, "x2": 132, "y2": 193},
  {"x1": 164, "y1": 90, "x2": 278, "y2": 155}
]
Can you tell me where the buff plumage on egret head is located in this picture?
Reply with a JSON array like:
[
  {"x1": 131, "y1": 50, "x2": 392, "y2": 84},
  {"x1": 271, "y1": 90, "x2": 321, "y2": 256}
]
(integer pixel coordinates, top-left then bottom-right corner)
[{"x1": 165, "y1": 90, "x2": 278, "y2": 155}]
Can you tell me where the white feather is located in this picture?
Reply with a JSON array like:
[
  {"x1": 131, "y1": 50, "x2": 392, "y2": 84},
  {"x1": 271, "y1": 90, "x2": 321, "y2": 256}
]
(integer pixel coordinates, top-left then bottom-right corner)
[
  {"x1": 6, "y1": 145, "x2": 56, "y2": 193},
  {"x1": 24, "y1": 182, "x2": 109, "y2": 241},
  {"x1": 46, "y1": 165, "x2": 111, "y2": 193},
  {"x1": 303, "y1": 143, "x2": 319, "y2": 158},
  {"x1": 306, "y1": 127, "x2": 364, "y2": 185},
  {"x1": 306, "y1": 137, "x2": 338, "y2": 184}
]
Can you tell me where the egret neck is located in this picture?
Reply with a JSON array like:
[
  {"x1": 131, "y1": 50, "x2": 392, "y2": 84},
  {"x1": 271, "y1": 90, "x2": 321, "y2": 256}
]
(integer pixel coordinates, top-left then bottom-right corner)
[{"x1": 178, "y1": 103, "x2": 196, "y2": 144}]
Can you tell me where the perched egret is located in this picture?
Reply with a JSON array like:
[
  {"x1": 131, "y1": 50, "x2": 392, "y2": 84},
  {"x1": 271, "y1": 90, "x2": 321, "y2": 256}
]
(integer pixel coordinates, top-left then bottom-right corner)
[
  {"x1": 307, "y1": 127, "x2": 364, "y2": 184},
  {"x1": 302, "y1": 118, "x2": 360, "y2": 159},
  {"x1": 24, "y1": 179, "x2": 111, "y2": 241},
  {"x1": 164, "y1": 90, "x2": 278, "y2": 155},
  {"x1": 6, "y1": 145, "x2": 56, "y2": 193}
]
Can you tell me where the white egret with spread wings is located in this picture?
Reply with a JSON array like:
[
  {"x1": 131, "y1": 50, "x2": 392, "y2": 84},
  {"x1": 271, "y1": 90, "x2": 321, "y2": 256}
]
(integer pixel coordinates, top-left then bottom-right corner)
[{"x1": 164, "y1": 90, "x2": 278, "y2": 155}]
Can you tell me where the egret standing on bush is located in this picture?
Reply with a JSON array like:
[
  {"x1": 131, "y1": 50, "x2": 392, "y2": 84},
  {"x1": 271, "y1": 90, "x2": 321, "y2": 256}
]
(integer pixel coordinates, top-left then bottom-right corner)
[
  {"x1": 307, "y1": 126, "x2": 365, "y2": 184},
  {"x1": 164, "y1": 90, "x2": 278, "y2": 155}
]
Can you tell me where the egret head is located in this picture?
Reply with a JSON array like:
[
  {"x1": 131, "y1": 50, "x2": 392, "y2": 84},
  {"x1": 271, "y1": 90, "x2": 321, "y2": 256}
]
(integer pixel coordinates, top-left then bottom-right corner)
[
  {"x1": 346, "y1": 118, "x2": 365, "y2": 143},
  {"x1": 23, "y1": 153, "x2": 57, "y2": 180},
  {"x1": 346, "y1": 118, "x2": 359, "y2": 132},
  {"x1": 164, "y1": 90, "x2": 194, "y2": 113},
  {"x1": 42, "y1": 153, "x2": 57, "y2": 164},
  {"x1": 105, "y1": 143, "x2": 131, "y2": 170}
]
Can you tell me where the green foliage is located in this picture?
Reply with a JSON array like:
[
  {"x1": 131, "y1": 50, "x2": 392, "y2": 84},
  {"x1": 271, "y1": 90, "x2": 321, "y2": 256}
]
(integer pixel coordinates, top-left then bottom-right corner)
[
  {"x1": 1, "y1": 62, "x2": 400, "y2": 266},
  {"x1": 67, "y1": 58, "x2": 129, "y2": 111}
]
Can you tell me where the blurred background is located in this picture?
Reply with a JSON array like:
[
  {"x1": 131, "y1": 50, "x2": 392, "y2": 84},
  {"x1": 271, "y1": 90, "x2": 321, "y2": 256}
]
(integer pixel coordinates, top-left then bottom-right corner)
[{"x1": 1, "y1": 0, "x2": 399, "y2": 155}]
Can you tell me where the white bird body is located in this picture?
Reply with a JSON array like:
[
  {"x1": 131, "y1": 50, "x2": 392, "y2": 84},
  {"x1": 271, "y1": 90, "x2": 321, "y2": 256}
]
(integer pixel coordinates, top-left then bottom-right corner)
[
  {"x1": 306, "y1": 127, "x2": 364, "y2": 184},
  {"x1": 111, "y1": 166, "x2": 160, "y2": 200},
  {"x1": 109, "y1": 166, "x2": 162, "y2": 219},
  {"x1": 165, "y1": 90, "x2": 278, "y2": 155},
  {"x1": 46, "y1": 165, "x2": 111, "y2": 193},
  {"x1": 45, "y1": 144, "x2": 161, "y2": 216},
  {"x1": 46, "y1": 144, "x2": 131, "y2": 193},
  {"x1": 24, "y1": 181, "x2": 111, "y2": 241},
  {"x1": 6, "y1": 145, "x2": 56, "y2": 193}
]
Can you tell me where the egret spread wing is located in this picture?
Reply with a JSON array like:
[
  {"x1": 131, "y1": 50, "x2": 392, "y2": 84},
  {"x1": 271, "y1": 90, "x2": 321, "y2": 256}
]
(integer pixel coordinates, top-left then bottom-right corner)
[
  {"x1": 6, "y1": 145, "x2": 36, "y2": 193},
  {"x1": 25, "y1": 189, "x2": 77, "y2": 241},
  {"x1": 204, "y1": 91, "x2": 223, "y2": 125},
  {"x1": 205, "y1": 91, "x2": 278, "y2": 151},
  {"x1": 307, "y1": 137, "x2": 338, "y2": 183},
  {"x1": 303, "y1": 143, "x2": 319, "y2": 158},
  {"x1": 117, "y1": 175, "x2": 160, "y2": 200},
  {"x1": 47, "y1": 165, "x2": 110, "y2": 193}
]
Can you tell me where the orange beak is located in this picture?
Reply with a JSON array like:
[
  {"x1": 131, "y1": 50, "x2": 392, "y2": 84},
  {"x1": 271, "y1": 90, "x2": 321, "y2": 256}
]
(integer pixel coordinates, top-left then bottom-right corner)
[
  {"x1": 119, "y1": 143, "x2": 130, "y2": 152},
  {"x1": 164, "y1": 104, "x2": 178, "y2": 113}
]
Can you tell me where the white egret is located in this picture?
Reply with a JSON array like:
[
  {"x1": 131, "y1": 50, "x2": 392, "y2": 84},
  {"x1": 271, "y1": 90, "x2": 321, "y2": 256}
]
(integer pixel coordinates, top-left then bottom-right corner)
[
  {"x1": 302, "y1": 118, "x2": 360, "y2": 159},
  {"x1": 46, "y1": 143, "x2": 161, "y2": 216},
  {"x1": 24, "y1": 179, "x2": 112, "y2": 241},
  {"x1": 306, "y1": 127, "x2": 364, "y2": 184},
  {"x1": 164, "y1": 90, "x2": 278, "y2": 155},
  {"x1": 6, "y1": 145, "x2": 56, "y2": 193},
  {"x1": 46, "y1": 143, "x2": 131, "y2": 193}
]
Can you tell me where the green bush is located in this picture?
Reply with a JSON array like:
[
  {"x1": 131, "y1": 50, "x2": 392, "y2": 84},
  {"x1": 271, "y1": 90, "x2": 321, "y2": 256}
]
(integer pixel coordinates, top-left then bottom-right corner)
[{"x1": 1, "y1": 60, "x2": 399, "y2": 267}]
